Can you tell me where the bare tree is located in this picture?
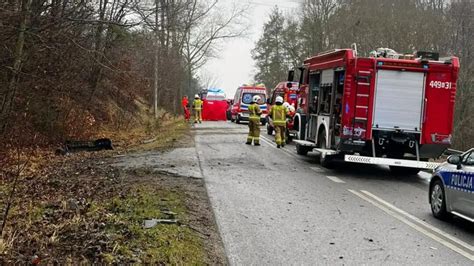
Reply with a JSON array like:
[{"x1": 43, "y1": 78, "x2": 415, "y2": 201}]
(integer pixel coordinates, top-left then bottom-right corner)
[
  {"x1": 133, "y1": 0, "x2": 246, "y2": 113},
  {"x1": 0, "y1": 0, "x2": 32, "y2": 132},
  {"x1": 449, "y1": 0, "x2": 474, "y2": 149},
  {"x1": 199, "y1": 71, "x2": 220, "y2": 90}
]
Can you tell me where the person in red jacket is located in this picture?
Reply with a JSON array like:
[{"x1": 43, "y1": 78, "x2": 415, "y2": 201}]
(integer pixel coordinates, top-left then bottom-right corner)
[
  {"x1": 182, "y1": 95, "x2": 189, "y2": 109},
  {"x1": 182, "y1": 96, "x2": 190, "y2": 122}
]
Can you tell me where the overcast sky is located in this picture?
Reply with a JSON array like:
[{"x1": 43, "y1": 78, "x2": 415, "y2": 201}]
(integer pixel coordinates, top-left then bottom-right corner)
[{"x1": 201, "y1": 0, "x2": 300, "y2": 98}]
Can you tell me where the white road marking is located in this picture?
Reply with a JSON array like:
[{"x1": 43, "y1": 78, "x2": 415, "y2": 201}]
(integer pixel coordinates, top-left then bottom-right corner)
[
  {"x1": 326, "y1": 175, "x2": 346, "y2": 183},
  {"x1": 260, "y1": 135, "x2": 314, "y2": 160},
  {"x1": 260, "y1": 136, "x2": 298, "y2": 159},
  {"x1": 259, "y1": 137, "x2": 294, "y2": 159},
  {"x1": 310, "y1": 167, "x2": 345, "y2": 183},
  {"x1": 349, "y1": 189, "x2": 474, "y2": 261},
  {"x1": 309, "y1": 166, "x2": 323, "y2": 172},
  {"x1": 360, "y1": 190, "x2": 474, "y2": 252}
]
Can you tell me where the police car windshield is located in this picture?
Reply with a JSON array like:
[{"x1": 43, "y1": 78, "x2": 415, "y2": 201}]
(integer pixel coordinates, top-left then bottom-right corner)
[
  {"x1": 242, "y1": 93, "x2": 266, "y2": 105},
  {"x1": 463, "y1": 151, "x2": 474, "y2": 166}
]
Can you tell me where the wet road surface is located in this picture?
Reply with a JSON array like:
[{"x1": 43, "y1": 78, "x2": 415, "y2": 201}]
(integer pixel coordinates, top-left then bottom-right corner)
[{"x1": 195, "y1": 121, "x2": 473, "y2": 265}]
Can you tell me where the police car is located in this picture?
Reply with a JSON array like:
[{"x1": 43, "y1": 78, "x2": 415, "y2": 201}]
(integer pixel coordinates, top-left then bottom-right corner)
[{"x1": 429, "y1": 148, "x2": 474, "y2": 222}]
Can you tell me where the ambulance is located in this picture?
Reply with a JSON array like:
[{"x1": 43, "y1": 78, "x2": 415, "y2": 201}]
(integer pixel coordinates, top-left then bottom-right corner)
[{"x1": 230, "y1": 84, "x2": 268, "y2": 124}]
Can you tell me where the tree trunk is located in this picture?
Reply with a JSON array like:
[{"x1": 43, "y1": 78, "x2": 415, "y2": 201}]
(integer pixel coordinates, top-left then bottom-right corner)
[
  {"x1": 87, "y1": 0, "x2": 108, "y2": 103},
  {"x1": 153, "y1": 0, "x2": 160, "y2": 118},
  {"x1": 0, "y1": 0, "x2": 32, "y2": 131}
]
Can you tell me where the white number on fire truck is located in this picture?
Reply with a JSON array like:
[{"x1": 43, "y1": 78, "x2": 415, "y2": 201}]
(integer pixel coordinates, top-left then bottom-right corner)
[{"x1": 429, "y1": 80, "x2": 452, "y2": 89}]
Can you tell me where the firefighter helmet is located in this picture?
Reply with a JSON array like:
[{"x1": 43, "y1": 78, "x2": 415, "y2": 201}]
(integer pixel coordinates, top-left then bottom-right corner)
[
  {"x1": 252, "y1": 95, "x2": 261, "y2": 103},
  {"x1": 275, "y1": 96, "x2": 284, "y2": 104},
  {"x1": 194, "y1": 94, "x2": 199, "y2": 99}
]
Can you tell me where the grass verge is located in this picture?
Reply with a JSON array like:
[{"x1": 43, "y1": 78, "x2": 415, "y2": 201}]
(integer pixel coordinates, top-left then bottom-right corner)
[
  {"x1": 0, "y1": 118, "x2": 224, "y2": 264},
  {"x1": 101, "y1": 185, "x2": 205, "y2": 264}
]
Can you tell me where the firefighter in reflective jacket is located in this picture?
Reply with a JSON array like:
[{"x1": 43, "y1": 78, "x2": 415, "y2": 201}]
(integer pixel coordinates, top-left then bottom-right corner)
[
  {"x1": 246, "y1": 95, "x2": 262, "y2": 146},
  {"x1": 269, "y1": 96, "x2": 289, "y2": 148},
  {"x1": 193, "y1": 94, "x2": 203, "y2": 123}
]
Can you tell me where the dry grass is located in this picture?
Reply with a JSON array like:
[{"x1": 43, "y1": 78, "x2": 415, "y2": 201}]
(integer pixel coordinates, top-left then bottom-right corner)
[
  {"x1": 100, "y1": 106, "x2": 189, "y2": 153},
  {"x1": 0, "y1": 112, "x2": 211, "y2": 264}
]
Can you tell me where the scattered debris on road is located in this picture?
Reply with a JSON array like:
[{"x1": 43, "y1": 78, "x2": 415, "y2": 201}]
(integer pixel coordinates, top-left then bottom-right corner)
[
  {"x1": 364, "y1": 237, "x2": 374, "y2": 243},
  {"x1": 56, "y1": 138, "x2": 114, "y2": 154},
  {"x1": 143, "y1": 219, "x2": 179, "y2": 228}
]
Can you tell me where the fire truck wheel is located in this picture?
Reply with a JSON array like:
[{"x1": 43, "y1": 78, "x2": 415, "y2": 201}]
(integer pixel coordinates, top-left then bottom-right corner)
[
  {"x1": 320, "y1": 153, "x2": 335, "y2": 168},
  {"x1": 296, "y1": 144, "x2": 309, "y2": 155},
  {"x1": 320, "y1": 153, "x2": 334, "y2": 169},
  {"x1": 389, "y1": 166, "x2": 420, "y2": 175},
  {"x1": 267, "y1": 124, "x2": 273, "y2": 135},
  {"x1": 285, "y1": 130, "x2": 292, "y2": 144},
  {"x1": 318, "y1": 131, "x2": 327, "y2": 149},
  {"x1": 296, "y1": 129, "x2": 302, "y2": 140},
  {"x1": 318, "y1": 133, "x2": 334, "y2": 168},
  {"x1": 294, "y1": 117, "x2": 300, "y2": 139}
]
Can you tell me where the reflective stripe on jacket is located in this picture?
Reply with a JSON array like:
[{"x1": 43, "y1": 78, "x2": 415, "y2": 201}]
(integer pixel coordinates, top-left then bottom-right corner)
[
  {"x1": 271, "y1": 105, "x2": 287, "y2": 126},
  {"x1": 248, "y1": 103, "x2": 261, "y2": 121},
  {"x1": 193, "y1": 99, "x2": 203, "y2": 110}
]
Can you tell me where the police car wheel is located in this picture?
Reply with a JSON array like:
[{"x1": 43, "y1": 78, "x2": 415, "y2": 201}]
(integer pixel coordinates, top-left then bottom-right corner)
[{"x1": 430, "y1": 180, "x2": 449, "y2": 220}]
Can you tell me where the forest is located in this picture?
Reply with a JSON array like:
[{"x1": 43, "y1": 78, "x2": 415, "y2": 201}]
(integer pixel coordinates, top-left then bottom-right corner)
[
  {"x1": 0, "y1": 1, "x2": 244, "y2": 263},
  {"x1": 0, "y1": 0, "x2": 243, "y2": 152},
  {"x1": 252, "y1": 0, "x2": 473, "y2": 150}
]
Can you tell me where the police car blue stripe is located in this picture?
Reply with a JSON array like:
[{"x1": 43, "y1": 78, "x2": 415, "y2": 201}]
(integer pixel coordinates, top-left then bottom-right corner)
[{"x1": 438, "y1": 170, "x2": 474, "y2": 193}]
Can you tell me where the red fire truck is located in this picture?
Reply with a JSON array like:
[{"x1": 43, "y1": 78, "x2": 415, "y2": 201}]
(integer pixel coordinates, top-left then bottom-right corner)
[
  {"x1": 266, "y1": 81, "x2": 301, "y2": 143},
  {"x1": 292, "y1": 48, "x2": 459, "y2": 174}
]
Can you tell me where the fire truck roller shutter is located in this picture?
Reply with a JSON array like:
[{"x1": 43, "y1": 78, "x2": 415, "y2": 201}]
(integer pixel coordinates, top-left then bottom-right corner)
[{"x1": 373, "y1": 70, "x2": 425, "y2": 132}]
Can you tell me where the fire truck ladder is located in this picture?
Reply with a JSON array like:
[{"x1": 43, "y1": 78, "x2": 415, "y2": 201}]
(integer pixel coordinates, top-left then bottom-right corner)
[{"x1": 352, "y1": 71, "x2": 372, "y2": 154}]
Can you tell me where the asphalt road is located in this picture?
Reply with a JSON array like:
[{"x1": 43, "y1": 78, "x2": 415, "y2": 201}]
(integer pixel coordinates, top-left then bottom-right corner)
[{"x1": 193, "y1": 121, "x2": 474, "y2": 265}]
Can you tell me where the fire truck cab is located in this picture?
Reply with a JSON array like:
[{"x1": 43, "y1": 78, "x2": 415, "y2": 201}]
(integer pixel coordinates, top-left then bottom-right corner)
[{"x1": 293, "y1": 48, "x2": 459, "y2": 174}]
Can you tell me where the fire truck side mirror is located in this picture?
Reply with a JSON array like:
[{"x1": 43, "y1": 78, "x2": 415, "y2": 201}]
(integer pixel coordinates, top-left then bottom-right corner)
[
  {"x1": 287, "y1": 70, "x2": 295, "y2": 82},
  {"x1": 298, "y1": 67, "x2": 305, "y2": 85}
]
